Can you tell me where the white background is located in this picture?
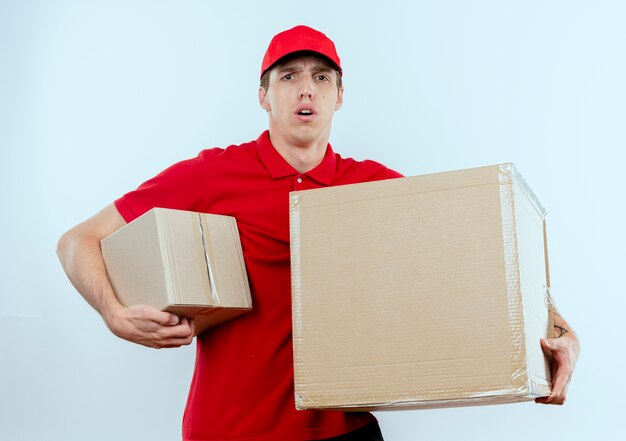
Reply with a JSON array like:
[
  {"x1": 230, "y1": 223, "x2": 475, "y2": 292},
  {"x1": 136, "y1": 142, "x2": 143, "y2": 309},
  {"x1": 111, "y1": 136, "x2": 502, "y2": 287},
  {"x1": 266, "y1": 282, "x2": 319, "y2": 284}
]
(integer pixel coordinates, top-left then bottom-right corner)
[{"x1": 2, "y1": 1, "x2": 624, "y2": 440}]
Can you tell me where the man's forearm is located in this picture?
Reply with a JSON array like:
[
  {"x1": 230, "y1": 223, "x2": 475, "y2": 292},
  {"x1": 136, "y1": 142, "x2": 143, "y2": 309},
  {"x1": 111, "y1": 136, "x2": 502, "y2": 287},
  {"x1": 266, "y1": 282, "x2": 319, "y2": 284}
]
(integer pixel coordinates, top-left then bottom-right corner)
[
  {"x1": 553, "y1": 310, "x2": 570, "y2": 337},
  {"x1": 552, "y1": 307, "x2": 579, "y2": 346},
  {"x1": 56, "y1": 204, "x2": 129, "y2": 327},
  {"x1": 57, "y1": 230, "x2": 122, "y2": 325}
]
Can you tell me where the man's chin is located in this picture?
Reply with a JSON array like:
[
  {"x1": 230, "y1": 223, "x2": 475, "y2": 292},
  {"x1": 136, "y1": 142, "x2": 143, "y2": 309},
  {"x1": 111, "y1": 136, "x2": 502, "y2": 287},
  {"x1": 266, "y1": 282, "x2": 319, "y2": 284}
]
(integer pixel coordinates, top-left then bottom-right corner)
[
  {"x1": 269, "y1": 123, "x2": 330, "y2": 149},
  {"x1": 290, "y1": 127, "x2": 330, "y2": 146}
]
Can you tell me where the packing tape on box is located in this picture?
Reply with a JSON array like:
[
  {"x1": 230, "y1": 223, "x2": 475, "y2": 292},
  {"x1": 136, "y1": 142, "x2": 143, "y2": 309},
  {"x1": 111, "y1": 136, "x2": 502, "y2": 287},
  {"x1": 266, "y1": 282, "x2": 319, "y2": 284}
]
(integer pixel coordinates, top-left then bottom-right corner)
[
  {"x1": 290, "y1": 194, "x2": 304, "y2": 350},
  {"x1": 545, "y1": 285, "x2": 556, "y2": 339},
  {"x1": 498, "y1": 164, "x2": 529, "y2": 392},
  {"x1": 197, "y1": 214, "x2": 221, "y2": 306},
  {"x1": 544, "y1": 285, "x2": 554, "y2": 310},
  {"x1": 296, "y1": 382, "x2": 534, "y2": 410}
]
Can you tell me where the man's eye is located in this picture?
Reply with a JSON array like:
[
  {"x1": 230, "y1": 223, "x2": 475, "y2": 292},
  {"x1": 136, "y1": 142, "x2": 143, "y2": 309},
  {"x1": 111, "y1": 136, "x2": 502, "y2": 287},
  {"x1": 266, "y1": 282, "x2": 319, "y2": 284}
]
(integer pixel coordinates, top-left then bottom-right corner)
[
  {"x1": 283, "y1": 74, "x2": 294, "y2": 80},
  {"x1": 316, "y1": 75, "x2": 329, "y2": 81}
]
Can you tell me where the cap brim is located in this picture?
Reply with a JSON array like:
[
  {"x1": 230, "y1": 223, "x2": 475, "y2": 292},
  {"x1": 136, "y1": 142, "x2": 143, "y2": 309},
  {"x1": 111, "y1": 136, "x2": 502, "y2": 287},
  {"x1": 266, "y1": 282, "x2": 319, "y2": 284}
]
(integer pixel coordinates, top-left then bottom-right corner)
[{"x1": 261, "y1": 50, "x2": 342, "y2": 78}]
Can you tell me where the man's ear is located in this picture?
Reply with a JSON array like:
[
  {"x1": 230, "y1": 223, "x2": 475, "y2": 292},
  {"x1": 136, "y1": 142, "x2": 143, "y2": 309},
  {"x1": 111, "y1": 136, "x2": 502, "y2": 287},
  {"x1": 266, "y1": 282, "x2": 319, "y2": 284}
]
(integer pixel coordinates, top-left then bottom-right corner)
[
  {"x1": 258, "y1": 87, "x2": 270, "y2": 111},
  {"x1": 335, "y1": 87, "x2": 344, "y2": 111}
]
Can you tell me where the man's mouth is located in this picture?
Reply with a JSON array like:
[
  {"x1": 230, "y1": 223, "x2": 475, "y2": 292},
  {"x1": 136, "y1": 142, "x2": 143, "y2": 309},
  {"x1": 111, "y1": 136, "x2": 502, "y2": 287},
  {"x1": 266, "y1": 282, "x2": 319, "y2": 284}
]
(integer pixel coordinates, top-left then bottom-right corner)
[{"x1": 297, "y1": 109, "x2": 314, "y2": 115}]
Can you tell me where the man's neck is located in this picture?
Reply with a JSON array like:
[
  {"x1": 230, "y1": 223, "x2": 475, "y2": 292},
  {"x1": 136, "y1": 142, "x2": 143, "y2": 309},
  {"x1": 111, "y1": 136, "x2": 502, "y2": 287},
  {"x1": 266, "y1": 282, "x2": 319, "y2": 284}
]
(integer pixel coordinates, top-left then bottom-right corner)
[{"x1": 268, "y1": 131, "x2": 329, "y2": 174}]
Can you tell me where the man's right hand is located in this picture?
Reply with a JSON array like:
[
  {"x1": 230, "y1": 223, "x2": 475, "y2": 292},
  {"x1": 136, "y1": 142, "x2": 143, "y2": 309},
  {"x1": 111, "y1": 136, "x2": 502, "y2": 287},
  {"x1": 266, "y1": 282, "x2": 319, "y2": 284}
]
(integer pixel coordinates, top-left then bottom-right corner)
[{"x1": 105, "y1": 304, "x2": 195, "y2": 349}]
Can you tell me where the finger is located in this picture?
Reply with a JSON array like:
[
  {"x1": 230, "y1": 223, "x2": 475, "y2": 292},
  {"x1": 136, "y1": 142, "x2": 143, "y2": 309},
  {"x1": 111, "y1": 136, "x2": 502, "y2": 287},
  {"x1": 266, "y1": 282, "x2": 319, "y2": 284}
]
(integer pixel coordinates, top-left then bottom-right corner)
[
  {"x1": 183, "y1": 317, "x2": 196, "y2": 336},
  {"x1": 155, "y1": 334, "x2": 195, "y2": 349},
  {"x1": 537, "y1": 339, "x2": 569, "y2": 405},
  {"x1": 139, "y1": 326, "x2": 194, "y2": 348},
  {"x1": 549, "y1": 369, "x2": 571, "y2": 404},
  {"x1": 542, "y1": 390, "x2": 566, "y2": 405},
  {"x1": 542, "y1": 363, "x2": 571, "y2": 405},
  {"x1": 541, "y1": 338, "x2": 561, "y2": 354},
  {"x1": 153, "y1": 320, "x2": 194, "y2": 339},
  {"x1": 141, "y1": 306, "x2": 180, "y2": 326},
  {"x1": 188, "y1": 318, "x2": 196, "y2": 336},
  {"x1": 178, "y1": 317, "x2": 194, "y2": 335}
]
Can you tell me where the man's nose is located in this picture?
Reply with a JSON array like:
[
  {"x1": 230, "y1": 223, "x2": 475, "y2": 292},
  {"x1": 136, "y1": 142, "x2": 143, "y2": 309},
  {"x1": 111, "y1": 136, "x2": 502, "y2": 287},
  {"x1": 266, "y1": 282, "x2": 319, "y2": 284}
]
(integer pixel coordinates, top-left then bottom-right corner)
[{"x1": 298, "y1": 78, "x2": 314, "y2": 99}]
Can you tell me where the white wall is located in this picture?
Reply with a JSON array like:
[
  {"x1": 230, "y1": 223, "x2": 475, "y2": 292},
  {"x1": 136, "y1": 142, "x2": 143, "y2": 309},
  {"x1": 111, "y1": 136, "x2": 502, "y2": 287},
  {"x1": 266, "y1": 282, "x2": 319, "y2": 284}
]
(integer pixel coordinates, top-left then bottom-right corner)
[{"x1": 2, "y1": 1, "x2": 623, "y2": 440}]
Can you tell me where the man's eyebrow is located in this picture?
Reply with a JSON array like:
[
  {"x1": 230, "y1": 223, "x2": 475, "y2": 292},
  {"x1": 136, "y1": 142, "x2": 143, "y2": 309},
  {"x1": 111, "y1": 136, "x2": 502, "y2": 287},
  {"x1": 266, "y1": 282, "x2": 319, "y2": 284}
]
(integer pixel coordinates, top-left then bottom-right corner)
[
  {"x1": 312, "y1": 64, "x2": 333, "y2": 72},
  {"x1": 275, "y1": 63, "x2": 334, "y2": 74},
  {"x1": 276, "y1": 64, "x2": 303, "y2": 73}
]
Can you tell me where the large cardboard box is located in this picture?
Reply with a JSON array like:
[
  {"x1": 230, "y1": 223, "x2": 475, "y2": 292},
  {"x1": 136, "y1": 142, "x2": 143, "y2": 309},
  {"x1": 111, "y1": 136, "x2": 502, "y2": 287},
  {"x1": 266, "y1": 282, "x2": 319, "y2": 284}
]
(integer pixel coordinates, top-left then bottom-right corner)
[
  {"x1": 102, "y1": 208, "x2": 252, "y2": 335},
  {"x1": 290, "y1": 163, "x2": 554, "y2": 410}
]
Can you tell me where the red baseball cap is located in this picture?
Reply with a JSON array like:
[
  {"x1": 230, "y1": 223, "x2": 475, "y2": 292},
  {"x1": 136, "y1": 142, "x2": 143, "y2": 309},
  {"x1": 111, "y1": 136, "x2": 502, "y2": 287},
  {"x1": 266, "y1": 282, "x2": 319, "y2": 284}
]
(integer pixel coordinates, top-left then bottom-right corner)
[{"x1": 260, "y1": 25, "x2": 342, "y2": 78}]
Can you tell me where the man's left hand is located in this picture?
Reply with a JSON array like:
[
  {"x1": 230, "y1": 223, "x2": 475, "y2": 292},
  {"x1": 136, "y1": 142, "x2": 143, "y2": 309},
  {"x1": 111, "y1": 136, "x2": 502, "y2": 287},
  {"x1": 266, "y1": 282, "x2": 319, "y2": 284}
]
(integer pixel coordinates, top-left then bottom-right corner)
[{"x1": 535, "y1": 333, "x2": 580, "y2": 405}]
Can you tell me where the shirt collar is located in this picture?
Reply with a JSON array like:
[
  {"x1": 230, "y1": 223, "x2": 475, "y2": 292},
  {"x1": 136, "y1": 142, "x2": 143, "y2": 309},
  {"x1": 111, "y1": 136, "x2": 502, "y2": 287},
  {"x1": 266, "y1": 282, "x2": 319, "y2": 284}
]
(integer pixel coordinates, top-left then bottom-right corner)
[{"x1": 256, "y1": 130, "x2": 337, "y2": 186}]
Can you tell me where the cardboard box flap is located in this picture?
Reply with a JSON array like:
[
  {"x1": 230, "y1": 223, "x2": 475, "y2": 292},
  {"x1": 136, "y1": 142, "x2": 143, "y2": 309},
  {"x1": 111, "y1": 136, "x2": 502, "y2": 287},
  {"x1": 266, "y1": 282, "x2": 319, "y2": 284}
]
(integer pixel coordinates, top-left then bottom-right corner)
[
  {"x1": 199, "y1": 214, "x2": 252, "y2": 309},
  {"x1": 102, "y1": 209, "x2": 171, "y2": 310},
  {"x1": 292, "y1": 163, "x2": 509, "y2": 210},
  {"x1": 157, "y1": 208, "x2": 213, "y2": 306}
]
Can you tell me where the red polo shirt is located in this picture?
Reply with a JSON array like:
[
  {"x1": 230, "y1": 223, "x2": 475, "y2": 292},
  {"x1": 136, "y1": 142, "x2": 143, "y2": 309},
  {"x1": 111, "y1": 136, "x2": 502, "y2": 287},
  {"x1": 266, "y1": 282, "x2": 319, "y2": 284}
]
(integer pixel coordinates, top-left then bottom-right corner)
[{"x1": 115, "y1": 131, "x2": 402, "y2": 441}]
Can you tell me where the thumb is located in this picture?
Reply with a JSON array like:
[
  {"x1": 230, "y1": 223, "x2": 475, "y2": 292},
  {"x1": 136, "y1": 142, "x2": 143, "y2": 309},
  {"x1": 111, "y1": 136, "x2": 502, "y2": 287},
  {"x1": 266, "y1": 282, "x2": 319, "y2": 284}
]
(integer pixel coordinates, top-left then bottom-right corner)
[
  {"x1": 164, "y1": 313, "x2": 180, "y2": 325},
  {"x1": 151, "y1": 310, "x2": 180, "y2": 326},
  {"x1": 541, "y1": 337, "x2": 561, "y2": 352}
]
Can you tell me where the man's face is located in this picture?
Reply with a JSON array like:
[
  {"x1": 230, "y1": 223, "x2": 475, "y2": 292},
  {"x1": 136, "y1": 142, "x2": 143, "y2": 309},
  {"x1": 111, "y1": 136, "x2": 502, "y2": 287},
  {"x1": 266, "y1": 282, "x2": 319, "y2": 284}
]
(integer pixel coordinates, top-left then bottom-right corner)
[{"x1": 258, "y1": 55, "x2": 343, "y2": 148}]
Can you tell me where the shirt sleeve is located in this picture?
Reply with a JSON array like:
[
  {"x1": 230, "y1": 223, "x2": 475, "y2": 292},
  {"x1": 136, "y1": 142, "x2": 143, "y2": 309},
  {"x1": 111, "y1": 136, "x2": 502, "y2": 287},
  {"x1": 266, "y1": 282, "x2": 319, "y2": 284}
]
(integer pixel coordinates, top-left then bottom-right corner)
[
  {"x1": 386, "y1": 167, "x2": 404, "y2": 179},
  {"x1": 114, "y1": 152, "x2": 210, "y2": 223},
  {"x1": 356, "y1": 159, "x2": 405, "y2": 182}
]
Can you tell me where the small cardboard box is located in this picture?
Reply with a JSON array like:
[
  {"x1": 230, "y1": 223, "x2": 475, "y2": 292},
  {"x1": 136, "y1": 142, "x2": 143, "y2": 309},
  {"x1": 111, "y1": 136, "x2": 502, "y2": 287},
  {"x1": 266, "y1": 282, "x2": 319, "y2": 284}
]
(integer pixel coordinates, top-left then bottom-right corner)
[
  {"x1": 290, "y1": 163, "x2": 553, "y2": 410},
  {"x1": 102, "y1": 208, "x2": 252, "y2": 335}
]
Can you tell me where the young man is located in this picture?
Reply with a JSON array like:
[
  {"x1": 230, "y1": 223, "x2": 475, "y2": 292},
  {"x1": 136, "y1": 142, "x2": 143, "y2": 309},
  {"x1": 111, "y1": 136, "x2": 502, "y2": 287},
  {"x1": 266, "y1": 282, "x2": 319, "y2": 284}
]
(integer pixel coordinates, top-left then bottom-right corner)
[{"x1": 57, "y1": 25, "x2": 579, "y2": 441}]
